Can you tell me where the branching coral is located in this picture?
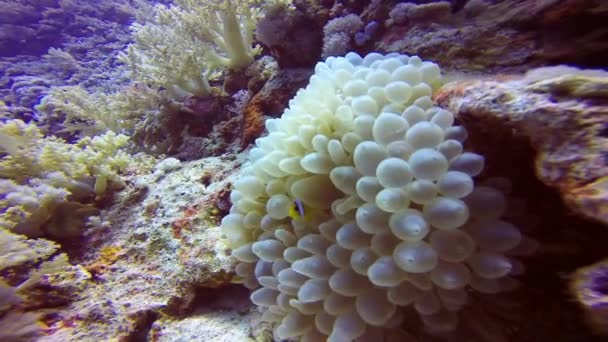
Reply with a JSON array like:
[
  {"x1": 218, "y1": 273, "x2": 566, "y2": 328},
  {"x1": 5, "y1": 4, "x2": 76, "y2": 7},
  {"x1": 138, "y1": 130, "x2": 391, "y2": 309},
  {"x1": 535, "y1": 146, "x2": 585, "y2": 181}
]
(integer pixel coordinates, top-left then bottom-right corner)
[
  {"x1": 36, "y1": 84, "x2": 163, "y2": 137},
  {"x1": 175, "y1": 0, "x2": 262, "y2": 70},
  {"x1": 0, "y1": 228, "x2": 72, "y2": 340},
  {"x1": 119, "y1": 0, "x2": 264, "y2": 99},
  {"x1": 0, "y1": 180, "x2": 69, "y2": 239},
  {"x1": 0, "y1": 119, "x2": 130, "y2": 237}
]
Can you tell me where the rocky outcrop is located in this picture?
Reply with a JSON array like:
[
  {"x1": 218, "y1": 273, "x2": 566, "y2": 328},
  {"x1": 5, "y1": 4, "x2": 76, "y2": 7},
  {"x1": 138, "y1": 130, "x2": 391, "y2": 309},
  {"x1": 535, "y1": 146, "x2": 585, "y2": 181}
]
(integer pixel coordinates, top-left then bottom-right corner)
[{"x1": 436, "y1": 66, "x2": 608, "y2": 225}]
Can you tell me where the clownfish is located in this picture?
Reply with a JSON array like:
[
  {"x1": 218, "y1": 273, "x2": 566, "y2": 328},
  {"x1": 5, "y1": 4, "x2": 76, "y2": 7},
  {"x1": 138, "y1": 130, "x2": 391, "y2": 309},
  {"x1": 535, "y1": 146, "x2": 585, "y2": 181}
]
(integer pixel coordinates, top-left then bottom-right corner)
[{"x1": 288, "y1": 199, "x2": 315, "y2": 222}]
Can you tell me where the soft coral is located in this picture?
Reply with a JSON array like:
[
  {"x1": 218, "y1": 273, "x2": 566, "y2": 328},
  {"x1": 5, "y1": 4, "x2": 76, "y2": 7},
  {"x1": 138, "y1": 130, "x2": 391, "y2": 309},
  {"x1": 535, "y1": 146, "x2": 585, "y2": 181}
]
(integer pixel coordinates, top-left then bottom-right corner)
[{"x1": 120, "y1": 0, "x2": 263, "y2": 99}]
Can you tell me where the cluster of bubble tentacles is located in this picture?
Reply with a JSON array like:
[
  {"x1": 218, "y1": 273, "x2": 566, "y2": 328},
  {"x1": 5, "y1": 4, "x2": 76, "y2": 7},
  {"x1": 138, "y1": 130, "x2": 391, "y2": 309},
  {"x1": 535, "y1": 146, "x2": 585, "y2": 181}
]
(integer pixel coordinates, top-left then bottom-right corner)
[{"x1": 221, "y1": 52, "x2": 536, "y2": 341}]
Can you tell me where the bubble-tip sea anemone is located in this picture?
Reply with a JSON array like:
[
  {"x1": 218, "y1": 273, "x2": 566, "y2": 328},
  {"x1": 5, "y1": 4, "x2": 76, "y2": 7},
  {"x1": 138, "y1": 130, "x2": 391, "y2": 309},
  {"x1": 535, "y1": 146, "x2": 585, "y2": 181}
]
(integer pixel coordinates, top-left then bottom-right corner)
[{"x1": 222, "y1": 52, "x2": 532, "y2": 341}]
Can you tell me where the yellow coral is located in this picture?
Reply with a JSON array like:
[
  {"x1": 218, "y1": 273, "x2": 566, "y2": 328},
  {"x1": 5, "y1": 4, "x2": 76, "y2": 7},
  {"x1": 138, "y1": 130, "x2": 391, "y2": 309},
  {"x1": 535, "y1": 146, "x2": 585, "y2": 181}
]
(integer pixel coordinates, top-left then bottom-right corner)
[
  {"x1": 35, "y1": 84, "x2": 162, "y2": 136},
  {"x1": 0, "y1": 228, "x2": 73, "y2": 340},
  {"x1": 99, "y1": 246, "x2": 123, "y2": 265},
  {"x1": 0, "y1": 119, "x2": 131, "y2": 238}
]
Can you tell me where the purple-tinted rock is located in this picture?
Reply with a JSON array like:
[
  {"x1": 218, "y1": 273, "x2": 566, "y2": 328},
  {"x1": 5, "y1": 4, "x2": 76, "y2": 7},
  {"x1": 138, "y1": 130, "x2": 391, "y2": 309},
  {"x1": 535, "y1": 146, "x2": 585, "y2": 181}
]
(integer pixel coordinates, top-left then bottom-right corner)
[
  {"x1": 378, "y1": 0, "x2": 608, "y2": 73},
  {"x1": 571, "y1": 259, "x2": 608, "y2": 335},
  {"x1": 436, "y1": 66, "x2": 608, "y2": 225}
]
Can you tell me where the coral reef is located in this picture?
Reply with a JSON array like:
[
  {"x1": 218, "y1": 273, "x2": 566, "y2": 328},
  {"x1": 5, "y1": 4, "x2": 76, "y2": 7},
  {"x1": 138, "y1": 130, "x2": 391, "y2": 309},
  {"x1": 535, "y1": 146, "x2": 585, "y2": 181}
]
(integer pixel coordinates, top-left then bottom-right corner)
[
  {"x1": 0, "y1": 0, "x2": 150, "y2": 114},
  {"x1": 36, "y1": 0, "x2": 280, "y2": 158},
  {"x1": 0, "y1": 0, "x2": 138, "y2": 57},
  {"x1": 1, "y1": 0, "x2": 608, "y2": 341}
]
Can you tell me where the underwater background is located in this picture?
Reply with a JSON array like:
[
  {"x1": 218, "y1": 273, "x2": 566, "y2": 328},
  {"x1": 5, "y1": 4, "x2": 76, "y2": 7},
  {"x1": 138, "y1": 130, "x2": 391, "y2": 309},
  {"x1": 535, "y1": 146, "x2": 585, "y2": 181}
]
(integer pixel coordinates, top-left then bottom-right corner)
[{"x1": 1, "y1": 0, "x2": 608, "y2": 341}]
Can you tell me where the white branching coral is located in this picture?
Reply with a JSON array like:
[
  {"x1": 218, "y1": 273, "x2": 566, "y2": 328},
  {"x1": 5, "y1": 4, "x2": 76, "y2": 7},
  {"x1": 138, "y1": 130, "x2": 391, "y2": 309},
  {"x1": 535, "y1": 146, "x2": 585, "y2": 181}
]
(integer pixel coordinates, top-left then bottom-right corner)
[
  {"x1": 221, "y1": 52, "x2": 535, "y2": 340},
  {"x1": 119, "y1": 0, "x2": 263, "y2": 99},
  {"x1": 36, "y1": 84, "x2": 162, "y2": 136}
]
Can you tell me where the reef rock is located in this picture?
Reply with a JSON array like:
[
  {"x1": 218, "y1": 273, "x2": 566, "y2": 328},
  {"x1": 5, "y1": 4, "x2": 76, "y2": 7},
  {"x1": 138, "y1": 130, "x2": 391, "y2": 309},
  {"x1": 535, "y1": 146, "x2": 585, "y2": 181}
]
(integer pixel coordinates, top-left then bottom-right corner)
[
  {"x1": 570, "y1": 258, "x2": 608, "y2": 335},
  {"x1": 436, "y1": 66, "x2": 608, "y2": 225},
  {"x1": 378, "y1": 0, "x2": 608, "y2": 73},
  {"x1": 39, "y1": 155, "x2": 261, "y2": 341}
]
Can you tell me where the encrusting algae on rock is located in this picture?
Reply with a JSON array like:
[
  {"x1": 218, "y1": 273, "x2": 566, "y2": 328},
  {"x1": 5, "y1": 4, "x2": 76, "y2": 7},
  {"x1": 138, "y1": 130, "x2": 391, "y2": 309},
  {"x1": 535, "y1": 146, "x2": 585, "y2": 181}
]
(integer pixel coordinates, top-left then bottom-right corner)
[{"x1": 435, "y1": 66, "x2": 608, "y2": 226}]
